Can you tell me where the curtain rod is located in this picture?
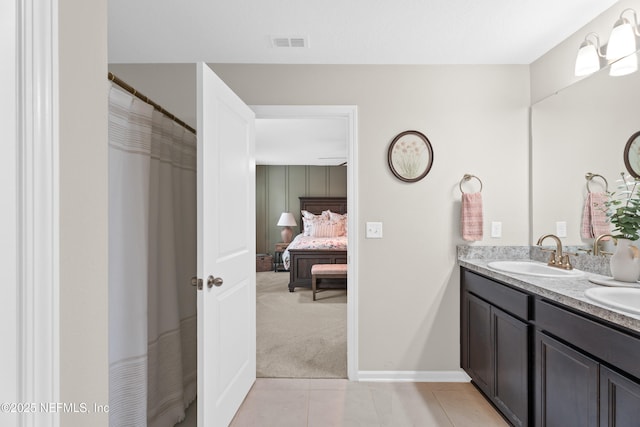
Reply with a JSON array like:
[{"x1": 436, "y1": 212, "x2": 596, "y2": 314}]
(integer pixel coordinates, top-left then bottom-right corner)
[{"x1": 108, "y1": 72, "x2": 196, "y2": 134}]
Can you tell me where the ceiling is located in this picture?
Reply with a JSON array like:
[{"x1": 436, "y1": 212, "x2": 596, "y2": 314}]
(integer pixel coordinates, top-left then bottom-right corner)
[
  {"x1": 108, "y1": 0, "x2": 619, "y2": 65},
  {"x1": 107, "y1": 0, "x2": 620, "y2": 165},
  {"x1": 255, "y1": 118, "x2": 348, "y2": 166}
]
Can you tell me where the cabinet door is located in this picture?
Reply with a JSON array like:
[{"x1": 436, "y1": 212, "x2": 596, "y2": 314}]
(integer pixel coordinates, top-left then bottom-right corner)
[
  {"x1": 600, "y1": 366, "x2": 640, "y2": 426},
  {"x1": 465, "y1": 293, "x2": 493, "y2": 396},
  {"x1": 493, "y1": 307, "x2": 529, "y2": 427},
  {"x1": 535, "y1": 331, "x2": 598, "y2": 427}
]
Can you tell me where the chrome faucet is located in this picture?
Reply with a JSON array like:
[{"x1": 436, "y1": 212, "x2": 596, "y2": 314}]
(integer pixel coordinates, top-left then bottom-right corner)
[
  {"x1": 593, "y1": 234, "x2": 616, "y2": 256},
  {"x1": 536, "y1": 234, "x2": 573, "y2": 270}
]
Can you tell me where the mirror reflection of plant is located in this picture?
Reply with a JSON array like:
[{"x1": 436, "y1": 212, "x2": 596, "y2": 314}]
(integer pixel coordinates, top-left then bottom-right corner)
[
  {"x1": 604, "y1": 172, "x2": 640, "y2": 241},
  {"x1": 392, "y1": 139, "x2": 426, "y2": 178}
]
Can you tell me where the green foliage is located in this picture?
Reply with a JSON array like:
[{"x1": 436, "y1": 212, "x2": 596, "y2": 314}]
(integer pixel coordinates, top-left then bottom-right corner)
[{"x1": 605, "y1": 173, "x2": 640, "y2": 241}]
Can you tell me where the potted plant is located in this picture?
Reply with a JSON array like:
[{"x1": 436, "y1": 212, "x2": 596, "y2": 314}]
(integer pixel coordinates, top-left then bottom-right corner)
[{"x1": 604, "y1": 172, "x2": 640, "y2": 282}]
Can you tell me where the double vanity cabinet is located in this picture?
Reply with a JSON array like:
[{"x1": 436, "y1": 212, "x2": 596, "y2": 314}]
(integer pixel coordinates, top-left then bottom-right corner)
[{"x1": 460, "y1": 266, "x2": 640, "y2": 427}]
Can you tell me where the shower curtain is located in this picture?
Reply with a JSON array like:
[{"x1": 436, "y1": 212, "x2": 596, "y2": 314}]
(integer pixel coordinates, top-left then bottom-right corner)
[{"x1": 108, "y1": 84, "x2": 197, "y2": 427}]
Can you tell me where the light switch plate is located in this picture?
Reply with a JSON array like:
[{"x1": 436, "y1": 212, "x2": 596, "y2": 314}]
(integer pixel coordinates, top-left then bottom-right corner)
[
  {"x1": 556, "y1": 221, "x2": 567, "y2": 238},
  {"x1": 366, "y1": 222, "x2": 383, "y2": 238},
  {"x1": 491, "y1": 221, "x2": 502, "y2": 238}
]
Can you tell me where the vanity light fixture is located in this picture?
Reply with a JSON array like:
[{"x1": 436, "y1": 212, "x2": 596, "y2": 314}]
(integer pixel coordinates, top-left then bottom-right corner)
[
  {"x1": 610, "y1": 51, "x2": 638, "y2": 76},
  {"x1": 606, "y1": 9, "x2": 639, "y2": 62},
  {"x1": 574, "y1": 33, "x2": 604, "y2": 76},
  {"x1": 574, "y1": 8, "x2": 640, "y2": 77}
]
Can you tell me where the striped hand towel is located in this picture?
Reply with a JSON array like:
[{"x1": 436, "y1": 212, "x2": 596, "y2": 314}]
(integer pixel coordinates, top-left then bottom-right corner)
[
  {"x1": 581, "y1": 192, "x2": 610, "y2": 239},
  {"x1": 461, "y1": 192, "x2": 483, "y2": 241}
]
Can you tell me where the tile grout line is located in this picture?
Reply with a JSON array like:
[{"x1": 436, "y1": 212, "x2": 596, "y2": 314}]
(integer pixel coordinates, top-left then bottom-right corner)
[{"x1": 432, "y1": 390, "x2": 457, "y2": 427}]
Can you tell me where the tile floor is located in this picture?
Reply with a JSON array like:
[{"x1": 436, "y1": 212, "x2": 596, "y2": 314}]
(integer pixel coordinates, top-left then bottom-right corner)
[{"x1": 221, "y1": 379, "x2": 507, "y2": 427}]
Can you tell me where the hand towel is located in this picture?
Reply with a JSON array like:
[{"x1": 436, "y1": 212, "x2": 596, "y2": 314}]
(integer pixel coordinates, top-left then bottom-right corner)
[
  {"x1": 461, "y1": 192, "x2": 483, "y2": 241},
  {"x1": 581, "y1": 192, "x2": 610, "y2": 239}
]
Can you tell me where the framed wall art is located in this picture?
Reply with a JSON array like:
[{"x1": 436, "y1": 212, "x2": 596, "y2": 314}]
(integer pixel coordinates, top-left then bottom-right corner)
[
  {"x1": 624, "y1": 130, "x2": 640, "y2": 178},
  {"x1": 387, "y1": 130, "x2": 434, "y2": 183}
]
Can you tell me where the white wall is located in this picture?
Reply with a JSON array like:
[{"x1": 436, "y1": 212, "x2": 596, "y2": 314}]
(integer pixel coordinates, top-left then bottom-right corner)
[
  {"x1": 59, "y1": 0, "x2": 109, "y2": 425},
  {"x1": 109, "y1": 63, "x2": 197, "y2": 128},
  {"x1": 209, "y1": 64, "x2": 530, "y2": 372},
  {"x1": 110, "y1": 63, "x2": 530, "y2": 373}
]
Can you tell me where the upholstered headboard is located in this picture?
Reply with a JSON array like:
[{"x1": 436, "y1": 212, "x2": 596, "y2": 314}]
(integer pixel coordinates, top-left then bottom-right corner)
[{"x1": 298, "y1": 196, "x2": 347, "y2": 225}]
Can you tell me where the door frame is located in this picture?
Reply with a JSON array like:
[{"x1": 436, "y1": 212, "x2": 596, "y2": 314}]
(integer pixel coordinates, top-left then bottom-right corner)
[
  {"x1": 251, "y1": 105, "x2": 359, "y2": 380},
  {"x1": 5, "y1": 0, "x2": 60, "y2": 425}
]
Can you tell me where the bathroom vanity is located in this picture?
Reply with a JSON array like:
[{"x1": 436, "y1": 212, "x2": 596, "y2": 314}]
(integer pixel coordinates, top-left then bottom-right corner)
[{"x1": 459, "y1": 254, "x2": 640, "y2": 427}]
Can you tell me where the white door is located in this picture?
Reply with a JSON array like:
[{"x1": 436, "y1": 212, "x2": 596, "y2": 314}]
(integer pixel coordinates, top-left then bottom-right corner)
[{"x1": 196, "y1": 62, "x2": 256, "y2": 427}]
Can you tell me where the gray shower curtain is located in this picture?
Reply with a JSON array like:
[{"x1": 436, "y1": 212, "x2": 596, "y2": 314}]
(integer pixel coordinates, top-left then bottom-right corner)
[{"x1": 108, "y1": 84, "x2": 197, "y2": 427}]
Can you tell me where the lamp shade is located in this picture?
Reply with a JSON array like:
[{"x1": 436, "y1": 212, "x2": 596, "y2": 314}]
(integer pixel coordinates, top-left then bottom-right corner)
[
  {"x1": 277, "y1": 212, "x2": 297, "y2": 227},
  {"x1": 575, "y1": 42, "x2": 601, "y2": 76},
  {"x1": 606, "y1": 18, "x2": 637, "y2": 60}
]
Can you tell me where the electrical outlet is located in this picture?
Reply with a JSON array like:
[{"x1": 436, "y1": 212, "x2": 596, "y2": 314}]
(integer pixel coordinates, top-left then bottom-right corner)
[
  {"x1": 556, "y1": 221, "x2": 567, "y2": 238},
  {"x1": 491, "y1": 221, "x2": 502, "y2": 238},
  {"x1": 366, "y1": 222, "x2": 383, "y2": 238}
]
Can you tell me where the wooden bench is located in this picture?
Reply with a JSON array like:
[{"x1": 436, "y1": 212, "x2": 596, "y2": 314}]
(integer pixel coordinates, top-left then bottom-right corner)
[{"x1": 311, "y1": 263, "x2": 347, "y2": 301}]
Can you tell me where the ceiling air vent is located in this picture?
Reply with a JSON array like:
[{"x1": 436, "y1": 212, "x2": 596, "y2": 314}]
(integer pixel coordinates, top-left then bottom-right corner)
[{"x1": 270, "y1": 36, "x2": 308, "y2": 48}]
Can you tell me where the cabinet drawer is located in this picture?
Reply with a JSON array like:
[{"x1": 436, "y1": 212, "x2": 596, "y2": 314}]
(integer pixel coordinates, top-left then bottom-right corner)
[
  {"x1": 535, "y1": 299, "x2": 640, "y2": 380},
  {"x1": 462, "y1": 269, "x2": 530, "y2": 320}
]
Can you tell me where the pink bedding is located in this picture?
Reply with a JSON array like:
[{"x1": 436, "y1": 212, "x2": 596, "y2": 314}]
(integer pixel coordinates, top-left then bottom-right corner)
[{"x1": 282, "y1": 234, "x2": 348, "y2": 270}]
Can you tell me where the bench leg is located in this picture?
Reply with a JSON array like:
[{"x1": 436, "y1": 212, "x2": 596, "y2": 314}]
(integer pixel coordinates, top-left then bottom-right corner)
[{"x1": 312, "y1": 274, "x2": 317, "y2": 301}]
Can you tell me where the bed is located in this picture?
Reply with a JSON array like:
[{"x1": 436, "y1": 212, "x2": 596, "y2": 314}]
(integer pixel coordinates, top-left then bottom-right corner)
[{"x1": 284, "y1": 197, "x2": 347, "y2": 292}]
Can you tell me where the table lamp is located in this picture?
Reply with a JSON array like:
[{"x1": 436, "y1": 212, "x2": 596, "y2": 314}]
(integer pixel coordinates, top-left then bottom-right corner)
[{"x1": 277, "y1": 212, "x2": 297, "y2": 243}]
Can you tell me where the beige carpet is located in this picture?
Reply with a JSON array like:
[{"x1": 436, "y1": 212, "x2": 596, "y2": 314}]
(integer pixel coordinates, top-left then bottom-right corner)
[{"x1": 256, "y1": 271, "x2": 347, "y2": 378}]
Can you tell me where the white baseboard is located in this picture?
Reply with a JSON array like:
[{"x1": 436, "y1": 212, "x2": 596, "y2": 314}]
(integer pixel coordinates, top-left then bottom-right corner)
[{"x1": 357, "y1": 370, "x2": 471, "y2": 383}]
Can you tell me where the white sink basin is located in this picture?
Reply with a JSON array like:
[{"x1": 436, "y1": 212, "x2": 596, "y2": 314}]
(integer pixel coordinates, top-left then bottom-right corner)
[
  {"x1": 487, "y1": 261, "x2": 584, "y2": 278},
  {"x1": 584, "y1": 287, "x2": 640, "y2": 315}
]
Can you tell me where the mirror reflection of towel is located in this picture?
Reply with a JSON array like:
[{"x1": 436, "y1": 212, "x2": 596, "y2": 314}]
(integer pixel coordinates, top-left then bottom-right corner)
[
  {"x1": 581, "y1": 192, "x2": 610, "y2": 239},
  {"x1": 462, "y1": 192, "x2": 483, "y2": 241}
]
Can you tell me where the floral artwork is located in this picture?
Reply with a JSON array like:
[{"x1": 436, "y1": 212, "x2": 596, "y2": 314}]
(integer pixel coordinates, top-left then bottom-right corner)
[
  {"x1": 387, "y1": 130, "x2": 433, "y2": 182},
  {"x1": 391, "y1": 138, "x2": 428, "y2": 178}
]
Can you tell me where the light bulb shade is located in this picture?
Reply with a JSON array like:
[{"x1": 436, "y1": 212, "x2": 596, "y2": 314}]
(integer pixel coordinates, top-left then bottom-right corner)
[
  {"x1": 276, "y1": 212, "x2": 297, "y2": 227},
  {"x1": 575, "y1": 43, "x2": 601, "y2": 76},
  {"x1": 606, "y1": 19, "x2": 637, "y2": 60},
  {"x1": 610, "y1": 52, "x2": 638, "y2": 76}
]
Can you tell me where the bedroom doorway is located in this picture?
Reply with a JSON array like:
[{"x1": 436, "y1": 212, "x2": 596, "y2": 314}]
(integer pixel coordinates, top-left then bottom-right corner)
[{"x1": 252, "y1": 105, "x2": 358, "y2": 380}]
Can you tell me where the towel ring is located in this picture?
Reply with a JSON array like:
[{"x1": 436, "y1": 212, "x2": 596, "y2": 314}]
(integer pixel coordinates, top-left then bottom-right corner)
[
  {"x1": 585, "y1": 172, "x2": 608, "y2": 193},
  {"x1": 459, "y1": 174, "x2": 483, "y2": 194}
]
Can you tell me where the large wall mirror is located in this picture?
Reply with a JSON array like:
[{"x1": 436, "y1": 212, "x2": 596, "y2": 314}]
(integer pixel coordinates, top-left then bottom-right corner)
[{"x1": 531, "y1": 56, "x2": 640, "y2": 246}]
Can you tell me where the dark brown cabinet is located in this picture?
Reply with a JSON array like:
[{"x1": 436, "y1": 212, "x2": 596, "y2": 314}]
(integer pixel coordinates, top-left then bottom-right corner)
[
  {"x1": 461, "y1": 267, "x2": 640, "y2": 427},
  {"x1": 464, "y1": 292, "x2": 492, "y2": 395},
  {"x1": 600, "y1": 366, "x2": 640, "y2": 426},
  {"x1": 493, "y1": 308, "x2": 529, "y2": 426},
  {"x1": 535, "y1": 331, "x2": 598, "y2": 427},
  {"x1": 461, "y1": 270, "x2": 530, "y2": 427}
]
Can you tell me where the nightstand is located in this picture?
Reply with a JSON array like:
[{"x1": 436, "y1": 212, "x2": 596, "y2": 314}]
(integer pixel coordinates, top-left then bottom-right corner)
[{"x1": 274, "y1": 242, "x2": 290, "y2": 272}]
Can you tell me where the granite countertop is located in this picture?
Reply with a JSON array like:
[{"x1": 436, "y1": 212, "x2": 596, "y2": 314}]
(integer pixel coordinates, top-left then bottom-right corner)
[{"x1": 457, "y1": 246, "x2": 640, "y2": 334}]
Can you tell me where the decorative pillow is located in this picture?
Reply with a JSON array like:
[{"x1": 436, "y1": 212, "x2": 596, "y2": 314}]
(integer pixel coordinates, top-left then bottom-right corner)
[
  {"x1": 308, "y1": 217, "x2": 345, "y2": 238},
  {"x1": 301, "y1": 210, "x2": 330, "y2": 236},
  {"x1": 328, "y1": 211, "x2": 348, "y2": 236}
]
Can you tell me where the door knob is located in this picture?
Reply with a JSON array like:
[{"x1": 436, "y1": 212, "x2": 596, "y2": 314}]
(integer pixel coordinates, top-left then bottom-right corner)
[{"x1": 207, "y1": 275, "x2": 223, "y2": 288}]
